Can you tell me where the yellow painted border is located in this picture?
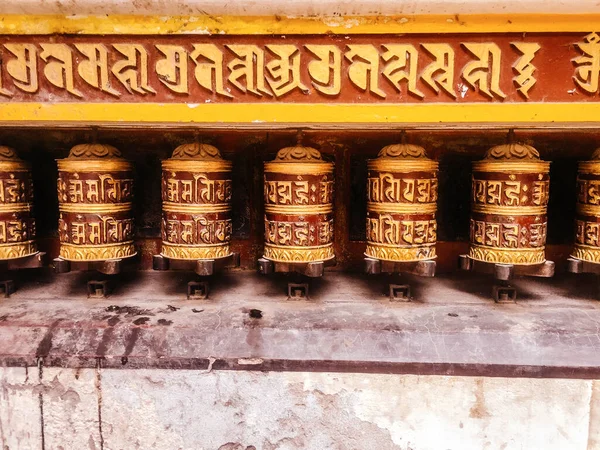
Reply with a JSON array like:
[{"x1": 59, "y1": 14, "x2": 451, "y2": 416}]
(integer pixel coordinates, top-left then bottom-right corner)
[
  {"x1": 0, "y1": 14, "x2": 599, "y2": 35},
  {"x1": 2, "y1": 102, "x2": 600, "y2": 126}
]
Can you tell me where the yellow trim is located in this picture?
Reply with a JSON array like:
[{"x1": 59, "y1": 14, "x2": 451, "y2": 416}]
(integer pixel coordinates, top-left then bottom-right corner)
[
  {"x1": 578, "y1": 161, "x2": 600, "y2": 174},
  {"x1": 0, "y1": 203, "x2": 31, "y2": 213},
  {"x1": 265, "y1": 204, "x2": 333, "y2": 214},
  {"x1": 162, "y1": 160, "x2": 232, "y2": 171},
  {"x1": 163, "y1": 202, "x2": 230, "y2": 213},
  {"x1": 368, "y1": 202, "x2": 436, "y2": 214},
  {"x1": 368, "y1": 160, "x2": 438, "y2": 171},
  {"x1": 265, "y1": 161, "x2": 334, "y2": 175},
  {"x1": 3, "y1": 102, "x2": 600, "y2": 126},
  {"x1": 57, "y1": 159, "x2": 132, "y2": 171},
  {"x1": 0, "y1": 161, "x2": 30, "y2": 171},
  {"x1": 472, "y1": 161, "x2": 550, "y2": 172},
  {"x1": 59, "y1": 202, "x2": 132, "y2": 213},
  {"x1": 0, "y1": 14, "x2": 598, "y2": 35},
  {"x1": 472, "y1": 204, "x2": 547, "y2": 215},
  {"x1": 577, "y1": 204, "x2": 600, "y2": 216}
]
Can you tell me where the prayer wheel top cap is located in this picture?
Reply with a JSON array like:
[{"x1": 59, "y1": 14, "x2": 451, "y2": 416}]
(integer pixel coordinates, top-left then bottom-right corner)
[
  {"x1": 66, "y1": 143, "x2": 123, "y2": 160},
  {"x1": 272, "y1": 145, "x2": 325, "y2": 163},
  {"x1": 589, "y1": 147, "x2": 600, "y2": 160},
  {"x1": 483, "y1": 142, "x2": 541, "y2": 161},
  {"x1": 170, "y1": 142, "x2": 223, "y2": 160},
  {"x1": 377, "y1": 143, "x2": 431, "y2": 160},
  {"x1": 0, "y1": 146, "x2": 20, "y2": 161}
]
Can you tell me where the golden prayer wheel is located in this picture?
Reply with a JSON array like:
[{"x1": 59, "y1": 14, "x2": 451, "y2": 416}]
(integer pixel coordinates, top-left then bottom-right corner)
[
  {"x1": 468, "y1": 143, "x2": 550, "y2": 265},
  {"x1": 0, "y1": 146, "x2": 37, "y2": 260},
  {"x1": 571, "y1": 148, "x2": 600, "y2": 263},
  {"x1": 160, "y1": 143, "x2": 233, "y2": 260},
  {"x1": 365, "y1": 143, "x2": 438, "y2": 262},
  {"x1": 263, "y1": 143, "x2": 334, "y2": 263},
  {"x1": 57, "y1": 143, "x2": 135, "y2": 261}
]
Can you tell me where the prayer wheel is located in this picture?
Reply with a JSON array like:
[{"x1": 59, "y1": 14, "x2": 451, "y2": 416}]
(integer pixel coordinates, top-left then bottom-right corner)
[
  {"x1": 365, "y1": 143, "x2": 438, "y2": 262},
  {"x1": 0, "y1": 146, "x2": 37, "y2": 260},
  {"x1": 468, "y1": 143, "x2": 550, "y2": 265},
  {"x1": 263, "y1": 142, "x2": 334, "y2": 263},
  {"x1": 571, "y1": 148, "x2": 600, "y2": 263},
  {"x1": 57, "y1": 143, "x2": 135, "y2": 261},
  {"x1": 160, "y1": 143, "x2": 233, "y2": 260}
]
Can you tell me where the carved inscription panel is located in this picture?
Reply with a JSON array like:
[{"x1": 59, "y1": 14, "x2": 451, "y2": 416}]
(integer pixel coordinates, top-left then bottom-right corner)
[
  {"x1": 471, "y1": 173, "x2": 550, "y2": 208},
  {"x1": 1, "y1": 33, "x2": 599, "y2": 104}
]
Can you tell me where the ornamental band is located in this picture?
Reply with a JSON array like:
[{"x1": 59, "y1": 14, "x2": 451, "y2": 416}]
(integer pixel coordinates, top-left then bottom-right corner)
[
  {"x1": 571, "y1": 148, "x2": 600, "y2": 264},
  {"x1": 0, "y1": 146, "x2": 37, "y2": 260},
  {"x1": 468, "y1": 143, "x2": 550, "y2": 265},
  {"x1": 57, "y1": 143, "x2": 135, "y2": 261},
  {"x1": 160, "y1": 142, "x2": 233, "y2": 260},
  {"x1": 263, "y1": 143, "x2": 334, "y2": 263},
  {"x1": 365, "y1": 142, "x2": 438, "y2": 262}
]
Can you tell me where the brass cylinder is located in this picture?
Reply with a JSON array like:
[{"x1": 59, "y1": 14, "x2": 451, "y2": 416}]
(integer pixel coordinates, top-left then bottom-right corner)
[
  {"x1": 571, "y1": 148, "x2": 600, "y2": 263},
  {"x1": 263, "y1": 143, "x2": 334, "y2": 263},
  {"x1": 160, "y1": 143, "x2": 232, "y2": 260},
  {"x1": 57, "y1": 143, "x2": 135, "y2": 261},
  {"x1": 365, "y1": 143, "x2": 438, "y2": 262},
  {"x1": 0, "y1": 146, "x2": 37, "y2": 260},
  {"x1": 468, "y1": 143, "x2": 550, "y2": 265}
]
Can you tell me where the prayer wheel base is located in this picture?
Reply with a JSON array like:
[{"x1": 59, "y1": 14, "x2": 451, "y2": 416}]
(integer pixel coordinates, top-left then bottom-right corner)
[
  {"x1": 460, "y1": 255, "x2": 554, "y2": 302},
  {"x1": 459, "y1": 255, "x2": 555, "y2": 281},
  {"x1": 53, "y1": 256, "x2": 132, "y2": 275},
  {"x1": 0, "y1": 252, "x2": 46, "y2": 298},
  {"x1": 0, "y1": 251, "x2": 45, "y2": 271},
  {"x1": 258, "y1": 257, "x2": 336, "y2": 278},
  {"x1": 152, "y1": 252, "x2": 240, "y2": 277},
  {"x1": 567, "y1": 256, "x2": 600, "y2": 275},
  {"x1": 364, "y1": 257, "x2": 436, "y2": 278}
]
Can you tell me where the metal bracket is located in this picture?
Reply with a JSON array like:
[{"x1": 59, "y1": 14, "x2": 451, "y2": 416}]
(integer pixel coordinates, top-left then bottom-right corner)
[
  {"x1": 459, "y1": 254, "x2": 554, "y2": 301},
  {"x1": 0, "y1": 280, "x2": 15, "y2": 298},
  {"x1": 187, "y1": 281, "x2": 209, "y2": 300},
  {"x1": 492, "y1": 283, "x2": 517, "y2": 303},
  {"x1": 87, "y1": 280, "x2": 110, "y2": 298},
  {"x1": 459, "y1": 255, "x2": 555, "y2": 281},
  {"x1": 54, "y1": 257, "x2": 126, "y2": 275},
  {"x1": 365, "y1": 257, "x2": 436, "y2": 277},
  {"x1": 0, "y1": 252, "x2": 46, "y2": 297},
  {"x1": 288, "y1": 282, "x2": 309, "y2": 300},
  {"x1": 567, "y1": 257, "x2": 600, "y2": 275},
  {"x1": 153, "y1": 252, "x2": 240, "y2": 276},
  {"x1": 0, "y1": 252, "x2": 45, "y2": 271},
  {"x1": 389, "y1": 284, "x2": 411, "y2": 302},
  {"x1": 258, "y1": 257, "x2": 335, "y2": 278}
]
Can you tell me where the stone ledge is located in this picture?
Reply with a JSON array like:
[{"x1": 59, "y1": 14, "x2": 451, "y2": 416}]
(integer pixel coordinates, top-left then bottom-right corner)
[{"x1": 0, "y1": 270, "x2": 599, "y2": 378}]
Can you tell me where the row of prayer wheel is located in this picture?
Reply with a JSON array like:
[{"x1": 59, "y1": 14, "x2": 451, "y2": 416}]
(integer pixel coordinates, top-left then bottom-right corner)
[{"x1": 1, "y1": 140, "x2": 600, "y2": 268}]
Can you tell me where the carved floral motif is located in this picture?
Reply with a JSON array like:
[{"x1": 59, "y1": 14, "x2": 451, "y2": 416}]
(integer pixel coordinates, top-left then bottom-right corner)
[
  {"x1": 483, "y1": 143, "x2": 540, "y2": 160},
  {"x1": 171, "y1": 142, "x2": 223, "y2": 160},
  {"x1": 377, "y1": 143, "x2": 427, "y2": 159},
  {"x1": 68, "y1": 143, "x2": 122, "y2": 159},
  {"x1": 0, "y1": 146, "x2": 18, "y2": 160},
  {"x1": 274, "y1": 145, "x2": 323, "y2": 162}
]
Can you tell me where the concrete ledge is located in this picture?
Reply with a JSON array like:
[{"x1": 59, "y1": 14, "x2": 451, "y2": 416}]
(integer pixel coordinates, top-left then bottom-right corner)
[{"x1": 0, "y1": 271, "x2": 599, "y2": 378}]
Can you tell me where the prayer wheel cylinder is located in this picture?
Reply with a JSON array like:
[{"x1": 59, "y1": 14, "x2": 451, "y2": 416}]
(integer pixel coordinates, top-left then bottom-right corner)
[
  {"x1": 0, "y1": 146, "x2": 37, "y2": 260},
  {"x1": 57, "y1": 143, "x2": 135, "y2": 261},
  {"x1": 160, "y1": 143, "x2": 233, "y2": 260},
  {"x1": 468, "y1": 143, "x2": 550, "y2": 265},
  {"x1": 263, "y1": 144, "x2": 334, "y2": 263},
  {"x1": 571, "y1": 148, "x2": 600, "y2": 263},
  {"x1": 365, "y1": 143, "x2": 438, "y2": 262}
]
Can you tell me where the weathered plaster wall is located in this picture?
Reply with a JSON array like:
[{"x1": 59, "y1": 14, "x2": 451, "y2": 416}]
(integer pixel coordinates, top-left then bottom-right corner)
[{"x1": 1, "y1": 367, "x2": 598, "y2": 450}]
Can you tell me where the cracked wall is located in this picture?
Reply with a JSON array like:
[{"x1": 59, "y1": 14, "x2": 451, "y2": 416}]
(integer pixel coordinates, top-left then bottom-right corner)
[{"x1": 1, "y1": 367, "x2": 599, "y2": 450}]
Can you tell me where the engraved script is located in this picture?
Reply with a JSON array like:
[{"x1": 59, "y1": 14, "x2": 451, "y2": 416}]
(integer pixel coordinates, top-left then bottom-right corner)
[{"x1": 0, "y1": 35, "x2": 596, "y2": 102}]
